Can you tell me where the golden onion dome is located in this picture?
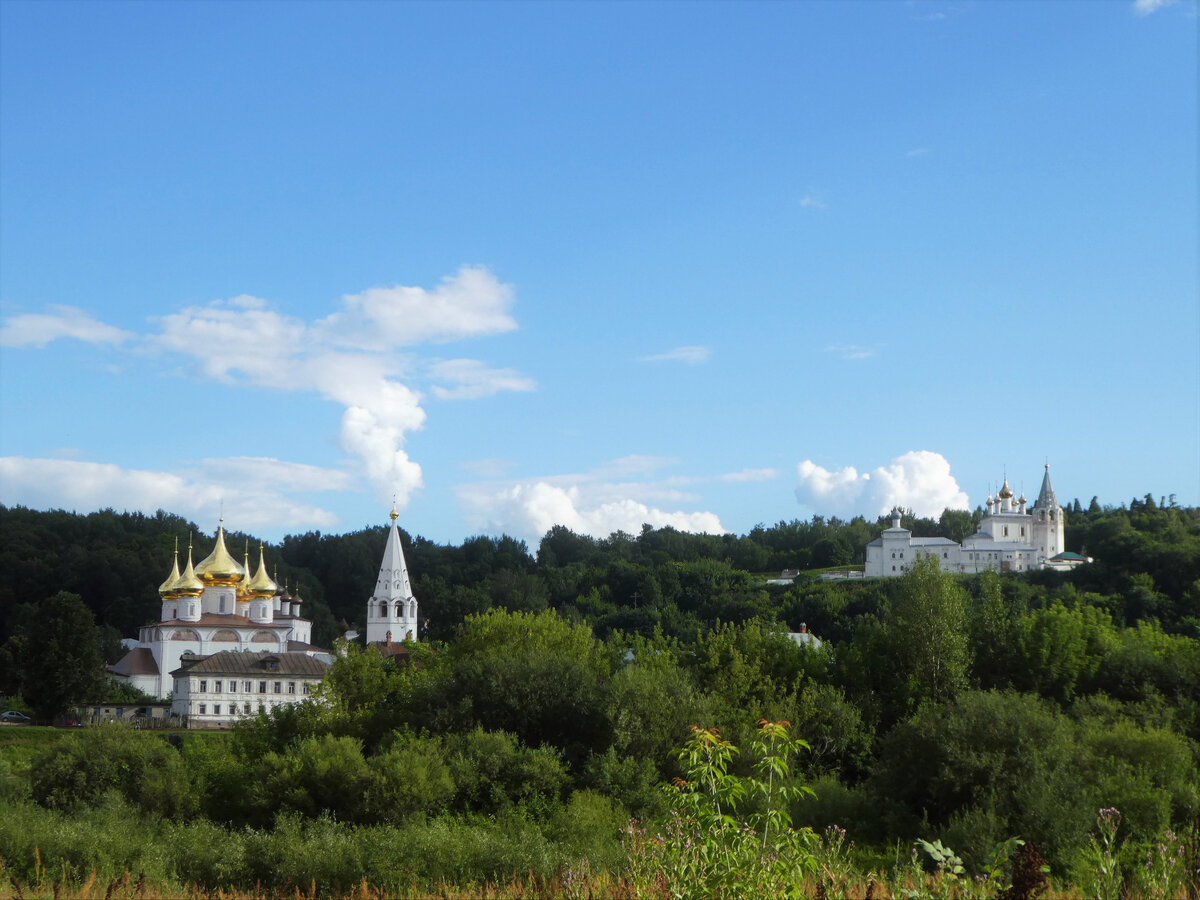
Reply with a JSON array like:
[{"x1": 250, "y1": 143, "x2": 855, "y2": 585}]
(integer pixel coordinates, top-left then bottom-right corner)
[
  {"x1": 237, "y1": 542, "x2": 253, "y2": 599},
  {"x1": 158, "y1": 541, "x2": 182, "y2": 596},
  {"x1": 998, "y1": 479, "x2": 1014, "y2": 499},
  {"x1": 247, "y1": 544, "x2": 278, "y2": 597},
  {"x1": 195, "y1": 522, "x2": 245, "y2": 586},
  {"x1": 172, "y1": 540, "x2": 205, "y2": 596}
]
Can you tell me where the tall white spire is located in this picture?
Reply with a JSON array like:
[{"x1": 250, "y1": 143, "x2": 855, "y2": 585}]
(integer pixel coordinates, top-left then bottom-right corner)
[
  {"x1": 365, "y1": 505, "x2": 418, "y2": 644},
  {"x1": 1035, "y1": 463, "x2": 1057, "y2": 509}
]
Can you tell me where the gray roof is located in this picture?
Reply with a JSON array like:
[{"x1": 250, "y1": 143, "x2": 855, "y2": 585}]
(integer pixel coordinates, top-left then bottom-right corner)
[
  {"x1": 1035, "y1": 465, "x2": 1057, "y2": 509},
  {"x1": 110, "y1": 647, "x2": 159, "y2": 677},
  {"x1": 169, "y1": 650, "x2": 331, "y2": 679},
  {"x1": 910, "y1": 537, "x2": 958, "y2": 546}
]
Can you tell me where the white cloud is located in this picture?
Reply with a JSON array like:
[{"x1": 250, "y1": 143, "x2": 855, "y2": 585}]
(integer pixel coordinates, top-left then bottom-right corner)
[
  {"x1": 459, "y1": 480, "x2": 724, "y2": 543},
  {"x1": 799, "y1": 195, "x2": 828, "y2": 210},
  {"x1": 456, "y1": 457, "x2": 727, "y2": 543},
  {"x1": 133, "y1": 266, "x2": 527, "y2": 509},
  {"x1": 906, "y1": 147, "x2": 930, "y2": 158},
  {"x1": 0, "y1": 456, "x2": 343, "y2": 532},
  {"x1": 638, "y1": 346, "x2": 711, "y2": 365},
  {"x1": 825, "y1": 344, "x2": 876, "y2": 360},
  {"x1": 795, "y1": 451, "x2": 970, "y2": 519},
  {"x1": 318, "y1": 266, "x2": 517, "y2": 348},
  {"x1": 721, "y1": 468, "x2": 779, "y2": 483},
  {"x1": 429, "y1": 358, "x2": 537, "y2": 400},
  {"x1": 1133, "y1": 0, "x2": 1178, "y2": 14},
  {"x1": 0, "y1": 304, "x2": 133, "y2": 348}
]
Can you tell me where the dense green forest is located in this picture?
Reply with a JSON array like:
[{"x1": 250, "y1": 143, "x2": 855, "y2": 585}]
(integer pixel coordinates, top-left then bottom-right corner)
[{"x1": 0, "y1": 499, "x2": 1198, "y2": 896}]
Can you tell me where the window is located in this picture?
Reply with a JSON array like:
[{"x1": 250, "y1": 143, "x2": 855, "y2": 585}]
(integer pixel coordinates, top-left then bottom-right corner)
[
  {"x1": 213, "y1": 704, "x2": 221, "y2": 715},
  {"x1": 1020, "y1": 527, "x2": 1025, "y2": 537},
  {"x1": 900, "y1": 552, "x2": 904, "y2": 558},
  {"x1": 243, "y1": 681, "x2": 251, "y2": 692},
  {"x1": 891, "y1": 552, "x2": 895, "y2": 559},
  {"x1": 214, "y1": 680, "x2": 222, "y2": 693},
  {"x1": 258, "y1": 702, "x2": 265, "y2": 713},
  {"x1": 303, "y1": 683, "x2": 311, "y2": 695},
  {"x1": 244, "y1": 702, "x2": 251, "y2": 713},
  {"x1": 943, "y1": 552, "x2": 948, "y2": 558},
  {"x1": 892, "y1": 566, "x2": 896, "y2": 572},
  {"x1": 1004, "y1": 526, "x2": 1009, "y2": 536},
  {"x1": 199, "y1": 704, "x2": 207, "y2": 714},
  {"x1": 274, "y1": 682, "x2": 282, "y2": 694},
  {"x1": 259, "y1": 681, "x2": 267, "y2": 694},
  {"x1": 199, "y1": 680, "x2": 207, "y2": 693},
  {"x1": 288, "y1": 682, "x2": 296, "y2": 694}
]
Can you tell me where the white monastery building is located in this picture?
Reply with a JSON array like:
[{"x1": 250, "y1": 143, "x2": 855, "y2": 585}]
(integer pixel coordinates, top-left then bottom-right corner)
[
  {"x1": 865, "y1": 465, "x2": 1087, "y2": 577},
  {"x1": 109, "y1": 508, "x2": 420, "y2": 727},
  {"x1": 109, "y1": 521, "x2": 323, "y2": 702}
]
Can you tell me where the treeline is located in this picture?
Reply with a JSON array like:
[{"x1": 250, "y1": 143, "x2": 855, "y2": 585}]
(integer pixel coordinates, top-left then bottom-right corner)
[{"x1": 2, "y1": 496, "x2": 1197, "y2": 654}]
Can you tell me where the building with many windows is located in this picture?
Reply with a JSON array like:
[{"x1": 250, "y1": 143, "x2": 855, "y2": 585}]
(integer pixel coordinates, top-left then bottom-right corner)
[
  {"x1": 109, "y1": 507, "x2": 421, "y2": 727},
  {"x1": 169, "y1": 650, "x2": 330, "y2": 728},
  {"x1": 864, "y1": 465, "x2": 1085, "y2": 577},
  {"x1": 108, "y1": 521, "x2": 324, "y2": 700}
]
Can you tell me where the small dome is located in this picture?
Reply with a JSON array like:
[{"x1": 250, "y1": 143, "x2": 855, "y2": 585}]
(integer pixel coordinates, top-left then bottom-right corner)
[
  {"x1": 172, "y1": 542, "x2": 204, "y2": 596},
  {"x1": 237, "y1": 544, "x2": 253, "y2": 599},
  {"x1": 247, "y1": 545, "x2": 278, "y2": 598},
  {"x1": 195, "y1": 523, "x2": 245, "y2": 586},
  {"x1": 158, "y1": 544, "x2": 182, "y2": 596},
  {"x1": 998, "y1": 479, "x2": 1014, "y2": 499}
]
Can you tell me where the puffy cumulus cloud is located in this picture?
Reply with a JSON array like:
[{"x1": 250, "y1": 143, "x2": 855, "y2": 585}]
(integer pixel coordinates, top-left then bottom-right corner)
[
  {"x1": 638, "y1": 345, "x2": 710, "y2": 364},
  {"x1": 135, "y1": 266, "x2": 523, "y2": 509},
  {"x1": 0, "y1": 304, "x2": 133, "y2": 348},
  {"x1": 456, "y1": 458, "x2": 726, "y2": 543},
  {"x1": 429, "y1": 358, "x2": 537, "y2": 400},
  {"x1": 795, "y1": 451, "x2": 970, "y2": 518},
  {"x1": 319, "y1": 266, "x2": 517, "y2": 348},
  {"x1": 459, "y1": 480, "x2": 724, "y2": 544},
  {"x1": 0, "y1": 456, "x2": 343, "y2": 534}
]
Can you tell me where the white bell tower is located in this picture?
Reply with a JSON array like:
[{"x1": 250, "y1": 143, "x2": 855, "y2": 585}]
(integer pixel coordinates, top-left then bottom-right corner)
[
  {"x1": 1031, "y1": 464, "x2": 1065, "y2": 564},
  {"x1": 366, "y1": 505, "x2": 418, "y2": 644}
]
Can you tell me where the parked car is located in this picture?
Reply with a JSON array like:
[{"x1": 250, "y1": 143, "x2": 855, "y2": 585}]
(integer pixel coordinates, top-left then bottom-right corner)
[{"x1": 1, "y1": 711, "x2": 32, "y2": 724}]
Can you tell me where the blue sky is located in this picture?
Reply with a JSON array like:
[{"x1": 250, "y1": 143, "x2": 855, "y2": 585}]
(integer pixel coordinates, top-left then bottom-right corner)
[{"x1": 1, "y1": 0, "x2": 1196, "y2": 547}]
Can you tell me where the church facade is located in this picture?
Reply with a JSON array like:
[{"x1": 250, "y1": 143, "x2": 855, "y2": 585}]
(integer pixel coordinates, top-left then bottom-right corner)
[
  {"x1": 109, "y1": 507, "x2": 421, "y2": 727},
  {"x1": 109, "y1": 521, "x2": 323, "y2": 703},
  {"x1": 865, "y1": 465, "x2": 1085, "y2": 577}
]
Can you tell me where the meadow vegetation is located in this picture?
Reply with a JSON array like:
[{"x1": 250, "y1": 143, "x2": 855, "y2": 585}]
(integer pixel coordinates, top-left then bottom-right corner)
[{"x1": 0, "y1": 499, "x2": 1198, "y2": 897}]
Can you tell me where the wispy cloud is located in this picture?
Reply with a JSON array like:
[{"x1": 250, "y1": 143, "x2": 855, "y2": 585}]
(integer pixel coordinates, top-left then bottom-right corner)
[
  {"x1": 799, "y1": 195, "x2": 828, "y2": 210},
  {"x1": 906, "y1": 147, "x2": 930, "y2": 158},
  {"x1": 721, "y1": 468, "x2": 779, "y2": 483},
  {"x1": 826, "y1": 344, "x2": 876, "y2": 360},
  {"x1": 1133, "y1": 0, "x2": 1179, "y2": 14},
  {"x1": 0, "y1": 456, "x2": 347, "y2": 532},
  {"x1": 0, "y1": 304, "x2": 133, "y2": 348},
  {"x1": 638, "y1": 345, "x2": 711, "y2": 365},
  {"x1": 428, "y1": 358, "x2": 537, "y2": 400}
]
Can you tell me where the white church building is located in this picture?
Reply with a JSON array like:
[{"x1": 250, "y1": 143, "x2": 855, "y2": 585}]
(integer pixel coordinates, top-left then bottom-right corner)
[
  {"x1": 865, "y1": 465, "x2": 1086, "y2": 577},
  {"x1": 109, "y1": 508, "x2": 421, "y2": 727}
]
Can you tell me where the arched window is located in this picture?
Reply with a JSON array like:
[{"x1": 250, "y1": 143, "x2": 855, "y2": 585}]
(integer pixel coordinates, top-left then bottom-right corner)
[
  {"x1": 380, "y1": 601, "x2": 389, "y2": 619},
  {"x1": 409, "y1": 600, "x2": 417, "y2": 616},
  {"x1": 394, "y1": 601, "x2": 403, "y2": 617}
]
